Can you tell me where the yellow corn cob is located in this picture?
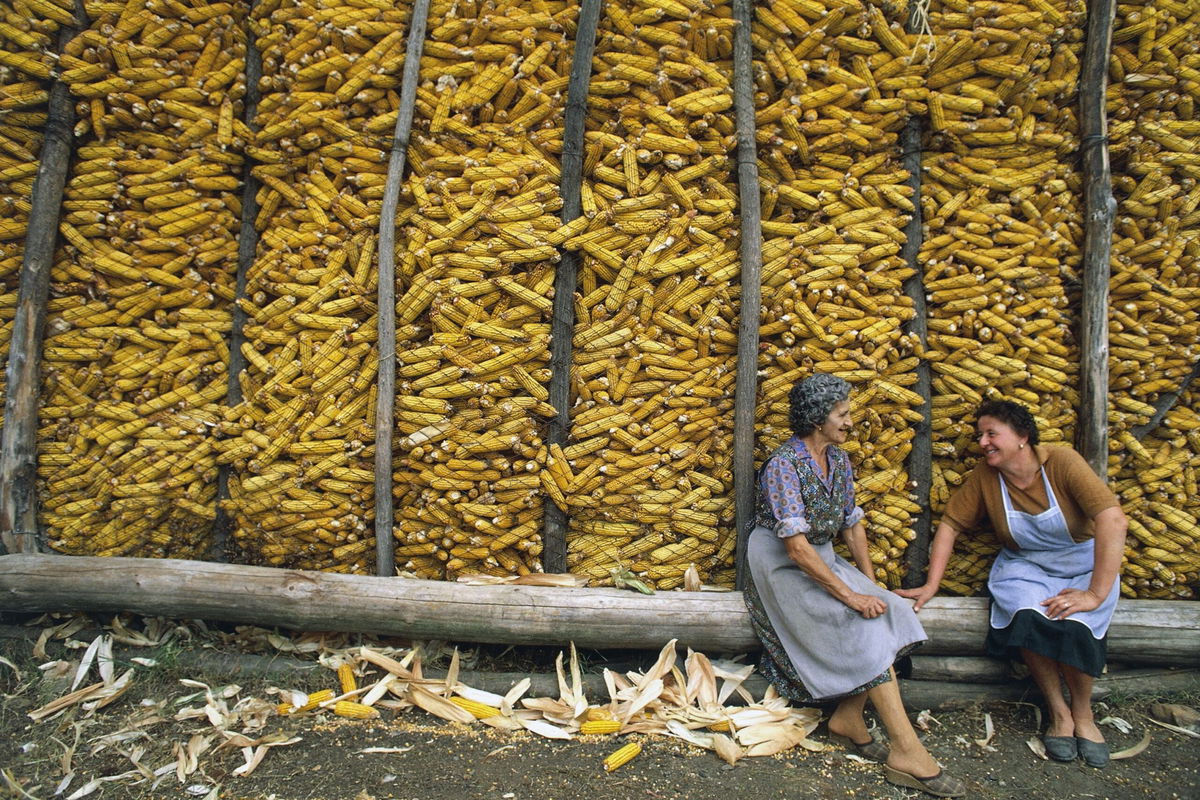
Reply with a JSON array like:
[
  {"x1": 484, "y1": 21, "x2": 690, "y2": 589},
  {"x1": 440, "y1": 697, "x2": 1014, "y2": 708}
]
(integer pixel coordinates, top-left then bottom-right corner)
[
  {"x1": 449, "y1": 696, "x2": 501, "y2": 719},
  {"x1": 603, "y1": 741, "x2": 642, "y2": 771},
  {"x1": 333, "y1": 701, "x2": 379, "y2": 719},
  {"x1": 581, "y1": 719, "x2": 622, "y2": 735},
  {"x1": 337, "y1": 663, "x2": 357, "y2": 695}
]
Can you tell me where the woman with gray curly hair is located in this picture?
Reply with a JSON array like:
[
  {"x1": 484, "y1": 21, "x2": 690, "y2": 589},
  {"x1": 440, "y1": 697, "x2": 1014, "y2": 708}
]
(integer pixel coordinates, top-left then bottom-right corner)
[{"x1": 745, "y1": 373, "x2": 964, "y2": 798}]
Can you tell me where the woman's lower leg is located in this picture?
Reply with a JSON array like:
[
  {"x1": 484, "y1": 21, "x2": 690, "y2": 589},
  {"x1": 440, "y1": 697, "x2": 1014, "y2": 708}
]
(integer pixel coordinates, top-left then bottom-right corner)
[
  {"x1": 828, "y1": 692, "x2": 871, "y2": 742},
  {"x1": 1021, "y1": 648, "x2": 1073, "y2": 737},
  {"x1": 867, "y1": 672, "x2": 939, "y2": 777},
  {"x1": 1061, "y1": 664, "x2": 1101, "y2": 741}
]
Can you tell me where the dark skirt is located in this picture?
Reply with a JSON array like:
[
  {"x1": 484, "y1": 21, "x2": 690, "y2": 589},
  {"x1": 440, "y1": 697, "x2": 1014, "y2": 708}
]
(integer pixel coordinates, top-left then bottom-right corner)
[{"x1": 987, "y1": 608, "x2": 1107, "y2": 678}]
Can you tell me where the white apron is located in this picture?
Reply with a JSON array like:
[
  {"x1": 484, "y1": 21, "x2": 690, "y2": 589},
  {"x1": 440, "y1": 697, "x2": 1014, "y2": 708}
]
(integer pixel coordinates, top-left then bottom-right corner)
[{"x1": 988, "y1": 468, "x2": 1118, "y2": 638}]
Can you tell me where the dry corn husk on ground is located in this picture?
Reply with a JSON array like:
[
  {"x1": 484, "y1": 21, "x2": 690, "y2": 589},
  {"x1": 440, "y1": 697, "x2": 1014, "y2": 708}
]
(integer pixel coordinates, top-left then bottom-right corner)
[
  {"x1": 557, "y1": 0, "x2": 743, "y2": 590},
  {"x1": 387, "y1": 0, "x2": 577, "y2": 580},
  {"x1": 22, "y1": 615, "x2": 826, "y2": 793},
  {"x1": 297, "y1": 638, "x2": 822, "y2": 764},
  {"x1": 219, "y1": 0, "x2": 402, "y2": 573},
  {"x1": 35, "y1": 0, "x2": 246, "y2": 559},
  {"x1": 750, "y1": 0, "x2": 927, "y2": 589},
  {"x1": 0, "y1": 0, "x2": 63, "y2": 430},
  {"x1": 1105, "y1": 0, "x2": 1200, "y2": 600},
  {"x1": 919, "y1": 0, "x2": 1087, "y2": 595}
]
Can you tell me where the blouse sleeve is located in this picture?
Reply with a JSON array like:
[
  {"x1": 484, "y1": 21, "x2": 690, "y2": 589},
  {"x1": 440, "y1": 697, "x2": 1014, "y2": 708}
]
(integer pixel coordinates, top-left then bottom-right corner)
[
  {"x1": 838, "y1": 449, "x2": 865, "y2": 528},
  {"x1": 761, "y1": 455, "x2": 810, "y2": 538},
  {"x1": 940, "y1": 465, "x2": 988, "y2": 533}
]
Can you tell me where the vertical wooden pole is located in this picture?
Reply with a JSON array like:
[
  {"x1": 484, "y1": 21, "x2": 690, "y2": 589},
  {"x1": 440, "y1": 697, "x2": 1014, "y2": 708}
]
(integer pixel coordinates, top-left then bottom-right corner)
[
  {"x1": 375, "y1": 0, "x2": 430, "y2": 577},
  {"x1": 899, "y1": 113, "x2": 932, "y2": 588},
  {"x1": 0, "y1": 21, "x2": 81, "y2": 555},
  {"x1": 1078, "y1": 0, "x2": 1117, "y2": 479},
  {"x1": 543, "y1": 0, "x2": 602, "y2": 574},
  {"x1": 213, "y1": 11, "x2": 263, "y2": 561},
  {"x1": 731, "y1": 0, "x2": 764, "y2": 590}
]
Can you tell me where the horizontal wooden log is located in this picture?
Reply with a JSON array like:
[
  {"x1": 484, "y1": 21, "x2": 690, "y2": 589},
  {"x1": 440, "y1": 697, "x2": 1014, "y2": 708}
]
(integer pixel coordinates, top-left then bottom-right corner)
[
  {"x1": 1, "y1": 554, "x2": 1198, "y2": 666},
  {"x1": 909, "y1": 655, "x2": 1014, "y2": 684}
]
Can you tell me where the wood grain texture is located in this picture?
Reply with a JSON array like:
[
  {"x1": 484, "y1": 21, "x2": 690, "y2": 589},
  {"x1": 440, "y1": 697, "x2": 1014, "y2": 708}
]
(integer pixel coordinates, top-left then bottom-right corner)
[{"x1": 1, "y1": 554, "x2": 1196, "y2": 665}]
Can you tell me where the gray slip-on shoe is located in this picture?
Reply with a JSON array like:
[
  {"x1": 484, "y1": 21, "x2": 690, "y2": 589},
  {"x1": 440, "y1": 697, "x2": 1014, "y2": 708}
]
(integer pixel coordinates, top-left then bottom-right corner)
[
  {"x1": 1043, "y1": 735, "x2": 1078, "y2": 762},
  {"x1": 1076, "y1": 737, "x2": 1110, "y2": 768}
]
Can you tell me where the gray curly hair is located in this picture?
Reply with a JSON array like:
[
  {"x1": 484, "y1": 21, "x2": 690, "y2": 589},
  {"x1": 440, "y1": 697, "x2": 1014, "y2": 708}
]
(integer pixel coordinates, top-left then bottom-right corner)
[{"x1": 788, "y1": 373, "x2": 851, "y2": 437}]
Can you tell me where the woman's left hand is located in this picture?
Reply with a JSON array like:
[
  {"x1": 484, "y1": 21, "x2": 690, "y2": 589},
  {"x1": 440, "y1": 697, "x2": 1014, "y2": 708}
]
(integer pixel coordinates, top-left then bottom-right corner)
[{"x1": 1042, "y1": 588, "x2": 1102, "y2": 620}]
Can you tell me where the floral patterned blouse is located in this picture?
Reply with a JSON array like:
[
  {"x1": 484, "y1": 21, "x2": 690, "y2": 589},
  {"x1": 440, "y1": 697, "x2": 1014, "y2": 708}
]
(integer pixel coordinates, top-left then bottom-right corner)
[{"x1": 754, "y1": 436, "x2": 865, "y2": 544}]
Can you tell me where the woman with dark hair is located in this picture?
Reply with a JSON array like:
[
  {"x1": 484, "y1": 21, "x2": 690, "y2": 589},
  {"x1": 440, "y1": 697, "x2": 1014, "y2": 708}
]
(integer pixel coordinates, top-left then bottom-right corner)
[
  {"x1": 746, "y1": 373, "x2": 965, "y2": 798},
  {"x1": 898, "y1": 400, "x2": 1127, "y2": 768}
]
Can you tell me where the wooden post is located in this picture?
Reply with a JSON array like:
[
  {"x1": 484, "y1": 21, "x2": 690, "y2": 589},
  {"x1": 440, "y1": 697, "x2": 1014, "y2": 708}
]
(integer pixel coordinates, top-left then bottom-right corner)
[
  {"x1": 1077, "y1": 0, "x2": 1117, "y2": 478},
  {"x1": 213, "y1": 20, "x2": 263, "y2": 562},
  {"x1": 899, "y1": 113, "x2": 932, "y2": 587},
  {"x1": 542, "y1": 0, "x2": 602, "y2": 574},
  {"x1": 0, "y1": 23, "x2": 80, "y2": 555},
  {"x1": 731, "y1": 0, "x2": 764, "y2": 591},
  {"x1": 374, "y1": 0, "x2": 431, "y2": 576}
]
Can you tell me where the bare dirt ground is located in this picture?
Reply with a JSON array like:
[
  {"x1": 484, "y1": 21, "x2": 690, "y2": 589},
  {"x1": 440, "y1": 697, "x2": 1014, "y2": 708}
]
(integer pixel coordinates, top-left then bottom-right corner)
[{"x1": 1, "y1": 612, "x2": 1197, "y2": 800}]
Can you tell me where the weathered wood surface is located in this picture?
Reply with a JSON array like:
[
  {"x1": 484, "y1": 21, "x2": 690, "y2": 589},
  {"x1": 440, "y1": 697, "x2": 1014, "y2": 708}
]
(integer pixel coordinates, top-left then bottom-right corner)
[
  {"x1": 899, "y1": 113, "x2": 932, "y2": 589},
  {"x1": 374, "y1": 0, "x2": 431, "y2": 576},
  {"x1": 1077, "y1": 0, "x2": 1117, "y2": 476},
  {"x1": 0, "y1": 21, "x2": 81, "y2": 556},
  {"x1": 2, "y1": 555, "x2": 1197, "y2": 665},
  {"x1": 909, "y1": 655, "x2": 1013, "y2": 684},
  {"x1": 731, "y1": 0, "x2": 765, "y2": 591},
  {"x1": 213, "y1": 25, "x2": 264, "y2": 561},
  {"x1": 542, "y1": 0, "x2": 602, "y2": 574}
]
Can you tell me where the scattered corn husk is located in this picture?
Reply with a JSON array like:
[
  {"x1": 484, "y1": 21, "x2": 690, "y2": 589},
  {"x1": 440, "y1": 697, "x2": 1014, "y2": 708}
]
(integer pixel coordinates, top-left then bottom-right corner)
[
  {"x1": 1026, "y1": 737, "x2": 1048, "y2": 760},
  {"x1": 1111, "y1": 731, "x2": 1153, "y2": 759},
  {"x1": 1146, "y1": 717, "x2": 1200, "y2": 739},
  {"x1": 1099, "y1": 715, "x2": 1133, "y2": 734},
  {"x1": 915, "y1": 709, "x2": 939, "y2": 730},
  {"x1": 0, "y1": 655, "x2": 22, "y2": 685},
  {"x1": 974, "y1": 712, "x2": 997, "y2": 751},
  {"x1": 711, "y1": 732, "x2": 742, "y2": 765},
  {"x1": 409, "y1": 684, "x2": 477, "y2": 724}
]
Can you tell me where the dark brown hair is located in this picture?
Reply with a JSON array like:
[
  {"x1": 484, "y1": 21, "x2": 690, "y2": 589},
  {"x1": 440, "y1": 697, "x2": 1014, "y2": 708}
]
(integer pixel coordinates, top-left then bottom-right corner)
[{"x1": 976, "y1": 399, "x2": 1039, "y2": 445}]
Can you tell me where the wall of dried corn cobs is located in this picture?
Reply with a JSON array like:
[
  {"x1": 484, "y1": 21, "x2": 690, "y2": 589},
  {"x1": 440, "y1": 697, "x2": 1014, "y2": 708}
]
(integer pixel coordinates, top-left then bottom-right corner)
[{"x1": 0, "y1": 0, "x2": 1196, "y2": 598}]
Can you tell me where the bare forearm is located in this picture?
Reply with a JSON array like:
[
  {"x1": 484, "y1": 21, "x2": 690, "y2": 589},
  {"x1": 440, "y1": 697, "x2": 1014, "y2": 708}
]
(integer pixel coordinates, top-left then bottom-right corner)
[
  {"x1": 785, "y1": 536, "x2": 854, "y2": 602},
  {"x1": 1088, "y1": 506, "x2": 1127, "y2": 597},
  {"x1": 923, "y1": 521, "x2": 960, "y2": 589},
  {"x1": 842, "y1": 522, "x2": 873, "y2": 578}
]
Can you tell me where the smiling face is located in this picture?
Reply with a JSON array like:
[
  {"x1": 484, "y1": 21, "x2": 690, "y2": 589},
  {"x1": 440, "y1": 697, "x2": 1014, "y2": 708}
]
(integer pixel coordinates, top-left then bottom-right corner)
[
  {"x1": 814, "y1": 400, "x2": 853, "y2": 446},
  {"x1": 977, "y1": 415, "x2": 1028, "y2": 469}
]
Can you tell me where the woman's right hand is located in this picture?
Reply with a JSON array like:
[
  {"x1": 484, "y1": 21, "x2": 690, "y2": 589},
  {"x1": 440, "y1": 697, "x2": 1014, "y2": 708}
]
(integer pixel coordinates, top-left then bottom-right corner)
[
  {"x1": 894, "y1": 583, "x2": 938, "y2": 612},
  {"x1": 844, "y1": 592, "x2": 887, "y2": 619}
]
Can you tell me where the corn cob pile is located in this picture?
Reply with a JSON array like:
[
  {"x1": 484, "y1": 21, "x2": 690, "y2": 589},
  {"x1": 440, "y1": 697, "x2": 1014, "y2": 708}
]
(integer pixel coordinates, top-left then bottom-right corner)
[
  {"x1": 748, "y1": 0, "x2": 928, "y2": 588},
  {"x1": 553, "y1": 0, "x2": 744, "y2": 590},
  {"x1": 218, "y1": 0, "x2": 412, "y2": 573},
  {"x1": 1105, "y1": 0, "x2": 1200, "y2": 600},
  {"x1": 0, "y1": 0, "x2": 64, "y2": 426},
  {"x1": 2, "y1": 0, "x2": 1193, "y2": 601},
  {"x1": 35, "y1": 0, "x2": 246, "y2": 558},
  {"x1": 385, "y1": 0, "x2": 577, "y2": 580},
  {"x1": 917, "y1": 0, "x2": 1088, "y2": 595}
]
